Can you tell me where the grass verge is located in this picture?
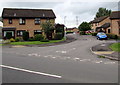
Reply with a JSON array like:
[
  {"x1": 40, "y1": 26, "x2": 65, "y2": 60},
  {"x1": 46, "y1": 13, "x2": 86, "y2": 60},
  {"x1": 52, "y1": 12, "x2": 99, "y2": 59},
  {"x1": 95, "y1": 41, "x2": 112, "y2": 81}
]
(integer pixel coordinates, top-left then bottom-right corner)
[
  {"x1": 10, "y1": 38, "x2": 65, "y2": 45},
  {"x1": 98, "y1": 55, "x2": 105, "y2": 58},
  {"x1": 109, "y1": 43, "x2": 120, "y2": 52}
]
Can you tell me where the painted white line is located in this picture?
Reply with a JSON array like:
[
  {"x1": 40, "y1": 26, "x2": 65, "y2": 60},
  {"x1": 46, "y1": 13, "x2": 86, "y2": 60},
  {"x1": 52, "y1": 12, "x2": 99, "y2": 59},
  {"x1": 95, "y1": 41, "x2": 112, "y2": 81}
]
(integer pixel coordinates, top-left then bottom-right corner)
[
  {"x1": 1, "y1": 65, "x2": 62, "y2": 78},
  {"x1": 52, "y1": 57, "x2": 56, "y2": 59},
  {"x1": 56, "y1": 51, "x2": 67, "y2": 54},
  {"x1": 93, "y1": 61, "x2": 103, "y2": 63},
  {"x1": 66, "y1": 57, "x2": 70, "y2": 59},
  {"x1": 74, "y1": 58, "x2": 80, "y2": 60},
  {"x1": 104, "y1": 62, "x2": 116, "y2": 64},
  {"x1": 61, "y1": 51, "x2": 67, "y2": 54},
  {"x1": 79, "y1": 59, "x2": 91, "y2": 62}
]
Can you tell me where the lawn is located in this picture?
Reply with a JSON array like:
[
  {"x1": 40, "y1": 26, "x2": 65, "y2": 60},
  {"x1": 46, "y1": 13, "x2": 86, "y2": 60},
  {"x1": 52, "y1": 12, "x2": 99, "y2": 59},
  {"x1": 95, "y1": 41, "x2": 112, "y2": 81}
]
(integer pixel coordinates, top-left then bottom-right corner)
[
  {"x1": 10, "y1": 38, "x2": 65, "y2": 45},
  {"x1": 109, "y1": 43, "x2": 120, "y2": 52}
]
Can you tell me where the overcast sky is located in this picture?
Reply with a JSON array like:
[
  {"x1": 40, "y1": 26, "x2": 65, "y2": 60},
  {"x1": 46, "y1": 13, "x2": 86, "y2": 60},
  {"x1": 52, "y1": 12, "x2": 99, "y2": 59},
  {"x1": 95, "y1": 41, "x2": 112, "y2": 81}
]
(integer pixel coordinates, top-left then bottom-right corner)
[{"x1": 0, "y1": 0, "x2": 119, "y2": 27}]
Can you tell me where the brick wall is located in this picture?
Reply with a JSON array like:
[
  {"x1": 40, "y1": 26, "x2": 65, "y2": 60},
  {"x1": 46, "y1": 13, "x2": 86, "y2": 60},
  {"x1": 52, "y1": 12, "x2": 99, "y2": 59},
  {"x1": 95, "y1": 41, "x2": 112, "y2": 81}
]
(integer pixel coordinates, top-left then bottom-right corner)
[
  {"x1": 111, "y1": 19, "x2": 120, "y2": 36},
  {"x1": 3, "y1": 18, "x2": 55, "y2": 37}
]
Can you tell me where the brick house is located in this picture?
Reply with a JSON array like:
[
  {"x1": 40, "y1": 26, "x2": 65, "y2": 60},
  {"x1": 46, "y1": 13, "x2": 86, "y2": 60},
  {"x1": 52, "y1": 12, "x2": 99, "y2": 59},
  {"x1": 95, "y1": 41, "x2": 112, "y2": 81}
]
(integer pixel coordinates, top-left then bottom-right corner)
[
  {"x1": 90, "y1": 16, "x2": 111, "y2": 33},
  {"x1": 2, "y1": 8, "x2": 56, "y2": 39},
  {"x1": 66, "y1": 27, "x2": 79, "y2": 33},
  {"x1": 110, "y1": 11, "x2": 120, "y2": 36},
  {"x1": 90, "y1": 11, "x2": 120, "y2": 36}
]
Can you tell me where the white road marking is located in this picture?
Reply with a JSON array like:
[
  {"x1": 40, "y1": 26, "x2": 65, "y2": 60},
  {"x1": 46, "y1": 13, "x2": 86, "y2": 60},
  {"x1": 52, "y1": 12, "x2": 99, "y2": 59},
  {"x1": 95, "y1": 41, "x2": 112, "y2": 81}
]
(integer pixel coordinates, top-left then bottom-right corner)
[
  {"x1": 56, "y1": 51, "x2": 67, "y2": 54},
  {"x1": 79, "y1": 59, "x2": 91, "y2": 62},
  {"x1": 52, "y1": 57, "x2": 56, "y2": 59},
  {"x1": 66, "y1": 57, "x2": 70, "y2": 59},
  {"x1": 61, "y1": 51, "x2": 67, "y2": 54},
  {"x1": 93, "y1": 61, "x2": 103, "y2": 63},
  {"x1": 74, "y1": 58, "x2": 80, "y2": 60},
  {"x1": 104, "y1": 62, "x2": 116, "y2": 64},
  {"x1": 1, "y1": 65, "x2": 62, "y2": 78}
]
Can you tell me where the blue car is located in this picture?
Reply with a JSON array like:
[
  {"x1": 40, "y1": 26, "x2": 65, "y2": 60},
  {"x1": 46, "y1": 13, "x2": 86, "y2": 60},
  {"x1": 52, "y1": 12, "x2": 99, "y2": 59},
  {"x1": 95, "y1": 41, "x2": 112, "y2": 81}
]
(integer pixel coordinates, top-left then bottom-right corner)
[{"x1": 96, "y1": 32, "x2": 107, "y2": 40}]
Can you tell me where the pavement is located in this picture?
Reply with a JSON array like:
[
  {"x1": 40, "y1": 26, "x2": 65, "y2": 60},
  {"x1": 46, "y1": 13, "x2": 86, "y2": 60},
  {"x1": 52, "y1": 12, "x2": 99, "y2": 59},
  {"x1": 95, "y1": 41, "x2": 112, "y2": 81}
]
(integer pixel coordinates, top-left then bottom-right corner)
[
  {"x1": 1, "y1": 34, "x2": 118, "y2": 83},
  {"x1": 91, "y1": 41, "x2": 120, "y2": 61}
]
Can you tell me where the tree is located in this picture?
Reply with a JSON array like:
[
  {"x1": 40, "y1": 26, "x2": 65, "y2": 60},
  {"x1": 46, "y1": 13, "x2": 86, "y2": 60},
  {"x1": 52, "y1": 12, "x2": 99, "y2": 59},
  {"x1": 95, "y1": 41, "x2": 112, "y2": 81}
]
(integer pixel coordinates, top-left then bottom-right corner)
[
  {"x1": 95, "y1": 8, "x2": 111, "y2": 18},
  {"x1": 78, "y1": 22, "x2": 91, "y2": 31},
  {"x1": 41, "y1": 22, "x2": 54, "y2": 39}
]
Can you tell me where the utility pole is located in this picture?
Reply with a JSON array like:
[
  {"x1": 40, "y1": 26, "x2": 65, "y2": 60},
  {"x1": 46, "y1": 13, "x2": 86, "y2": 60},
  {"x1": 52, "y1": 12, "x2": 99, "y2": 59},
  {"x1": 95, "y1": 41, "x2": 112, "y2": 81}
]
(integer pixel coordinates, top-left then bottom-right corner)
[
  {"x1": 76, "y1": 16, "x2": 78, "y2": 26},
  {"x1": 64, "y1": 16, "x2": 67, "y2": 40},
  {"x1": 64, "y1": 16, "x2": 67, "y2": 25}
]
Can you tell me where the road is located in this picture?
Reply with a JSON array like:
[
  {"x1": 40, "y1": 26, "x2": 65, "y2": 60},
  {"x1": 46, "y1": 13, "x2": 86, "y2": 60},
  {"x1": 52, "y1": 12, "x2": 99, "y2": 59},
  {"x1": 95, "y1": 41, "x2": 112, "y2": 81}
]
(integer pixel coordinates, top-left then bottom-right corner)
[{"x1": 2, "y1": 34, "x2": 118, "y2": 83}]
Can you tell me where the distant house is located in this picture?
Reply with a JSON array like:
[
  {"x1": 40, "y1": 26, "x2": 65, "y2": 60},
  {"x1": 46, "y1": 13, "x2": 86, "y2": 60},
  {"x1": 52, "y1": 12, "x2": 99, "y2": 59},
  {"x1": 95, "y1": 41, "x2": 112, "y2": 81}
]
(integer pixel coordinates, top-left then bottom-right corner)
[
  {"x1": 2, "y1": 8, "x2": 56, "y2": 39},
  {"x1": 90, "y1": 11, "x2": 120, "y2": 36},
  {"x1": 66, "y1": 27, "x2": 79, "y2": 33},
  {"x1": 110, "y1": 11, "x2": 120, "y2": 36},
  {"x1": 90, "y1": 16, "x2": 111, "y2": 33}
]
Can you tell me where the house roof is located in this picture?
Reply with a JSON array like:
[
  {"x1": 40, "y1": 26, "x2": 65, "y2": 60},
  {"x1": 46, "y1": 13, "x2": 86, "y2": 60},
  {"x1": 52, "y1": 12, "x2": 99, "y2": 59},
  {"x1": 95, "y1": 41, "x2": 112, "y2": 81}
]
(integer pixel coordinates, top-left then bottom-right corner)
[
  {"x1": 110, "y1": 11, "x2": 120, "y2": 19},
  {"x1": 2, "y1": 8, "x2": 56, "y2": 18},
  {"x1": 90, "y1": 16, "x2": 108, "y2": 23},
  {"x1": 101, "y1": 23, "x2": 110, "y2": 29}
]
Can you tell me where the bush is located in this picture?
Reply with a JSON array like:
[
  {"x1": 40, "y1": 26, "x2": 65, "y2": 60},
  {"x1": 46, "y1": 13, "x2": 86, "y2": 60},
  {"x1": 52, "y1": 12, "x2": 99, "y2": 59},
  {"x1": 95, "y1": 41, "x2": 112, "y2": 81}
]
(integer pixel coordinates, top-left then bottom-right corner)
[
  {"x1": 6, "y1": 32, "x2": 12, "y2": 39},
  {"x1": 107, "y1": 34, "x2": 118, "y2": 39},
  {"x1": 10, "y1": 38, "x2": 15, "y2": 42},
  {"x1": 15, "y1": 37, "x2": 22, "y2": 42},
  {"x1": 28, "y1": 37, "x2": 35, "y2": 41},
  {"x1": 23, "y1": 31, "x2": 29, "y2": 41},
  {"x1": 40, "y1": 39, "x2": 49, "y2": 42},
  {"x1": 80, "y1": 31, "x2": 86, "y2": 35},
  {"x1": 54, "y1": 33, "x2": 63, "y2": 40},
  {"x1": 91, "y1": 32, "x2": 97, "y2": 36},
  {"x1": 66, "y1": 31, "x2": 73, "y2": 34},
  {"x1": 34, "y1": 34, "x2": 44, "y2": 41}
]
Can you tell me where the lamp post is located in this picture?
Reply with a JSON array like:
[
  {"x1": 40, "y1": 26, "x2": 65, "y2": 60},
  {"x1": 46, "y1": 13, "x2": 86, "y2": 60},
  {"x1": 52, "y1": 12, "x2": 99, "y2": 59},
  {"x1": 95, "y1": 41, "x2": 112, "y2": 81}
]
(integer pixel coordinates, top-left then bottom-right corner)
[{"x1": 64, "y1": 16, "x2": 67, "y2": 40}]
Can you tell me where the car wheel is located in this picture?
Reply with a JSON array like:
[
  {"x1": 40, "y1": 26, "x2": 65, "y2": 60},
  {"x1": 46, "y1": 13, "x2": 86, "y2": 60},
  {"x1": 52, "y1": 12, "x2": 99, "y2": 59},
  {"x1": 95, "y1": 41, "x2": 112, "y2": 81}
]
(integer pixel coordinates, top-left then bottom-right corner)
[{"x1": 97, "y1": 37, "x2": 100, "y2": 40}]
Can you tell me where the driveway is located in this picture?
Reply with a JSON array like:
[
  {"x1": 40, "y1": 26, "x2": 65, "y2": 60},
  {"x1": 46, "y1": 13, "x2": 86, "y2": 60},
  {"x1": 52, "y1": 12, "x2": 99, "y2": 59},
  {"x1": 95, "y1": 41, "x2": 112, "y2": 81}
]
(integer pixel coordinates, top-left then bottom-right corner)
[{"x1": 2, "y1": 34, "x2": 118, "y2": 83}]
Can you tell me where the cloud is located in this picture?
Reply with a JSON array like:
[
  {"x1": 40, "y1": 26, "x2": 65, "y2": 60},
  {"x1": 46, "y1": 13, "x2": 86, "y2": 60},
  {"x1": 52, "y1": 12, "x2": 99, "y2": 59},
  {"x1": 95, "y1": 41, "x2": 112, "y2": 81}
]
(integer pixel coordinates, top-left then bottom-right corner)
[{"x1": 0, "y1": 1, "x2": 118, "y2": 27}]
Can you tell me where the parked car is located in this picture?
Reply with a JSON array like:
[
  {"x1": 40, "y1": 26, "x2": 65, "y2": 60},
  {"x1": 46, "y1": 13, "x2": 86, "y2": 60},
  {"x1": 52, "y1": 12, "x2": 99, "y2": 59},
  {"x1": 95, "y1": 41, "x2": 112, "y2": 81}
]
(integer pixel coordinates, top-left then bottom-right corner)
[{"x1": 96, "y1": 32, "x2": 107, "y2": 40}]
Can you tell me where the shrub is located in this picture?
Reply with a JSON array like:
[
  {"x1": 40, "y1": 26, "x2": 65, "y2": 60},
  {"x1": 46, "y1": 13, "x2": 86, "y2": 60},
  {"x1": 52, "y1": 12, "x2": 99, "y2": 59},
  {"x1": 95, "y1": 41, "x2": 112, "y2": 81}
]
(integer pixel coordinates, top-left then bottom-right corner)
[
  {"x1": 6, "y1": 32, "x2": 12, "y2": 39},
  {"x1": 80, "y1": 31, "x2": 86, "y2": 35},
  {"x1": 66, "y1": 31, "x2": 73, "y2": 34},
  {"x1": 15, "y1": 37, "x2": 22, "y2": 42},
  {"x1": 91, "y1": 32, "x2": 97, "y2": 36},
  {"x1": 98, "y1": 55, "x2": 105, "y2": 58},
  {"x1": 10, "y1": 38, "x2": 15, "y2": 42},
  {"x1": 107, "y1": 34, "x2": 118, "y2": 39},
  {"x1": 34, "y1": 34, "x2": 44, "y2": 41},
  {"x1": 28, "y1": 37, "x2": 35, "y2": 41},
  {"x1": 54, "y1": 33, "x2": 63, "y2": 40},
  {"x1": 23, "y1": 31, "x2": 29, "y2": 41},
  {"x1": 40, "y1": 39, "x2": 49, "y2": 42}
]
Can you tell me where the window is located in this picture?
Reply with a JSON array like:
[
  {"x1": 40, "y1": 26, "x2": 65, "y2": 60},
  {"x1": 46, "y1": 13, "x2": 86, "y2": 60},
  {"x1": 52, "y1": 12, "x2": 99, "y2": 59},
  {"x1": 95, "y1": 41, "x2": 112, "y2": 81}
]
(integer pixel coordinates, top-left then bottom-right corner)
[
  {"x1": 34, "y1": 30, "x2": 42, "y2": 35},
  {"x1": 35, "y1": 18, "x2": 40, "y2": 25},
  {"x1": 17, "y1": 30, "x2": 25, "y2": 36},
  {"x1": 119, "y1": 28, "x2": 120, "y2": 34},
  {"x1": 46, "y1": 19, "x2": 50, "y2": 22},
  {"x1": 108, "y1": 29, "x2": 111, "y2": 33},
  {"x1": 19, "y1": 18, "x2": 25, "y2": 25},
  {"x1": 95, "y1": 23, "x2": 97, "y2": 26},
  {"x1": 9, "y1": 18, "x2": 12, "y2": 24}
]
